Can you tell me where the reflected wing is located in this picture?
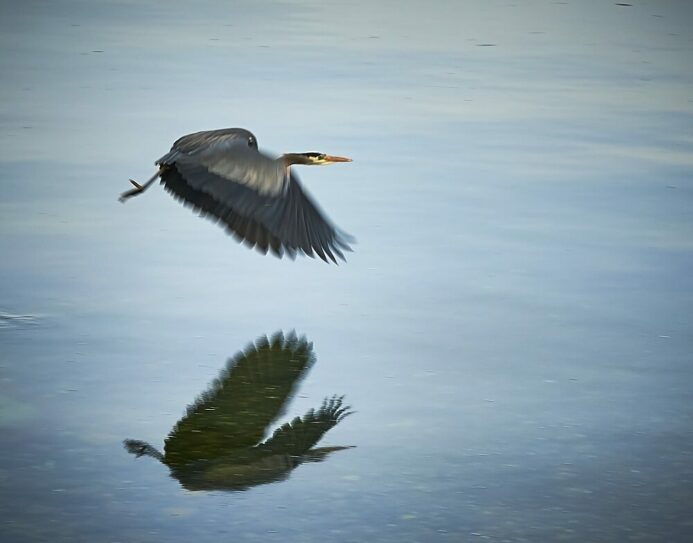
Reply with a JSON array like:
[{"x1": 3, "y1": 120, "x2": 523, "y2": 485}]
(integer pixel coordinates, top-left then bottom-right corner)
[
  {"x1": 258, "y1": 395, "x2": 352, "y2": 457},
  {"x1": 157, "y1": 135, "x2": 353, "y2": 263},
  {"x1": 164, "y1": 332, "x2": 314, "y2": 467}
]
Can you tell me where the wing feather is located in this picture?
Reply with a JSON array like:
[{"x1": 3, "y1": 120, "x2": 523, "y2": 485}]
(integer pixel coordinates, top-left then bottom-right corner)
[
  {"x1": 259, "y1": 395, "x2": 352, "y2": 457},
  {"x1": 160, "y1": 161, "x2": 352, "y2": 262},
  {"x1": 164, "y1": 332, "x2": 315, "y2": 467}
]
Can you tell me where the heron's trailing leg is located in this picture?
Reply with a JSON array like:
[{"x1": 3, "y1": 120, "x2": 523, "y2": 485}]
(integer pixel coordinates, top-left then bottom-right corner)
[{"x1": 118, "y1": 170, "x2": 161, "y2": 203}]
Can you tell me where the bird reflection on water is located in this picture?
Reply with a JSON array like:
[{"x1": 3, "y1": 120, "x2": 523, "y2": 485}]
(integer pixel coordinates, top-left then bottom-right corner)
[{"x1": 123, "y1": 332, "x2": 353, "y2": 491}]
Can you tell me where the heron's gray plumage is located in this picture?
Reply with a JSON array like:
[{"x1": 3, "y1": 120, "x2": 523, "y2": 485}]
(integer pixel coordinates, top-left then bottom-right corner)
[
  {"x1": 151, "y1": 127, "x2": 353, "y2": 263},
  {"x1": 163, "y1": 127, "x2": 258, "y2": 159}
]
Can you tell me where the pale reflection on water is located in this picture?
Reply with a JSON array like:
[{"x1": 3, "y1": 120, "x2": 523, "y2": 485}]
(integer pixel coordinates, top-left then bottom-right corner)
[{"x1": 1, "y1": 1, "x2": 693, "y2": 541}]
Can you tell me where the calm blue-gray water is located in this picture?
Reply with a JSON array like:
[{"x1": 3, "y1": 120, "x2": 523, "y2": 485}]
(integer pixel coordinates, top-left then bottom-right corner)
[{"x1": 1, "y1": 1, "x2": 692, "y2": 541}]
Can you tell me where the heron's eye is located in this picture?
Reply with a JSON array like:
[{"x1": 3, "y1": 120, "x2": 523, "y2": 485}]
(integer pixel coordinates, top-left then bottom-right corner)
[{"x1": 248, "y1": 137, "x2": 255, "y2": 147}]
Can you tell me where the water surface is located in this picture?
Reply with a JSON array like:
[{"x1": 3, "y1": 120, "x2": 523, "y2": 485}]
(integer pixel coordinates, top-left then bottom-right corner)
[{"x1": 1, "y1": 1, "x2": 693, "y2": 541}]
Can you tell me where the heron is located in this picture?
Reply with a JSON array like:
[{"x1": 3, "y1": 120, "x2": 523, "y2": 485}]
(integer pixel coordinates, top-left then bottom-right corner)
[
  {"x1": 119, "y1": 128, "x2": 354, "y2": 263},
  {"x1": 123, "y1": 331, "x2": 353, "y2": 491}
]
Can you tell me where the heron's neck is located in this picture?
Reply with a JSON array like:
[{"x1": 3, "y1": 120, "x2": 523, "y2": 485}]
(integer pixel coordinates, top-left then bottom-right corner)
[{"x1": 282, "y1": 153, "x2": 313, "y2": 167}]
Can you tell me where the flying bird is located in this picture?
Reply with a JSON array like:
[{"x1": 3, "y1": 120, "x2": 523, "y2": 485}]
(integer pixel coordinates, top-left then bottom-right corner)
[
  {"x1": 119, "y1": 128, "x2": 354, "y2": 263},
  {"x1": 123, "y1": 331, "x2": 353, "y2": 491}
]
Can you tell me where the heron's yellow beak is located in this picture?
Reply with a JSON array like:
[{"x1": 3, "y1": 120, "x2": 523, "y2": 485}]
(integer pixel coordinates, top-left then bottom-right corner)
[{"x1": 323, "y1": 155, "x2": 352, "y2": 163}]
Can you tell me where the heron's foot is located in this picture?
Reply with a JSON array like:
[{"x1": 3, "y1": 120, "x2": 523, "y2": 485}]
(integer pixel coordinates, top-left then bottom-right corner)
[
  {"x1": 118, "y1": 179, "x2": 145, "y2": 203},
  {"x1": 118, "y1": 172, "x2": 161, "y2": 203}
]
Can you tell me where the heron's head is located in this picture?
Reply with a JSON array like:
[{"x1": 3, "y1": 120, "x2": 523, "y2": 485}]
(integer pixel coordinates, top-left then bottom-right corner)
[{"x1": 283, "y1": 152, "x2": 352, "y2": 167}]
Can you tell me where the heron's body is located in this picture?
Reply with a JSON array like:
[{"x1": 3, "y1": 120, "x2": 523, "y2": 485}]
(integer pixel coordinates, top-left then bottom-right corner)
[{"x1": 120, "y1": 128, "x2": 353, "y2": 263}]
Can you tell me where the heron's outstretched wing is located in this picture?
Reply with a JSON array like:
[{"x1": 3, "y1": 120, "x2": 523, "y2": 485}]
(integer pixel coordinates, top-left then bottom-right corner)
[
  {"x1": 258, "y1": 395, "x2": 352, "y2": 457},
  {"x1": 157, "y1": 137, "x2": 353, "y2": 263},
  {"x1": 164, "y1": 332, "x2": 314, "y2": 468},
  {"x1": 158, "y1": 163, "x2": 291, "y2": 258}
]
